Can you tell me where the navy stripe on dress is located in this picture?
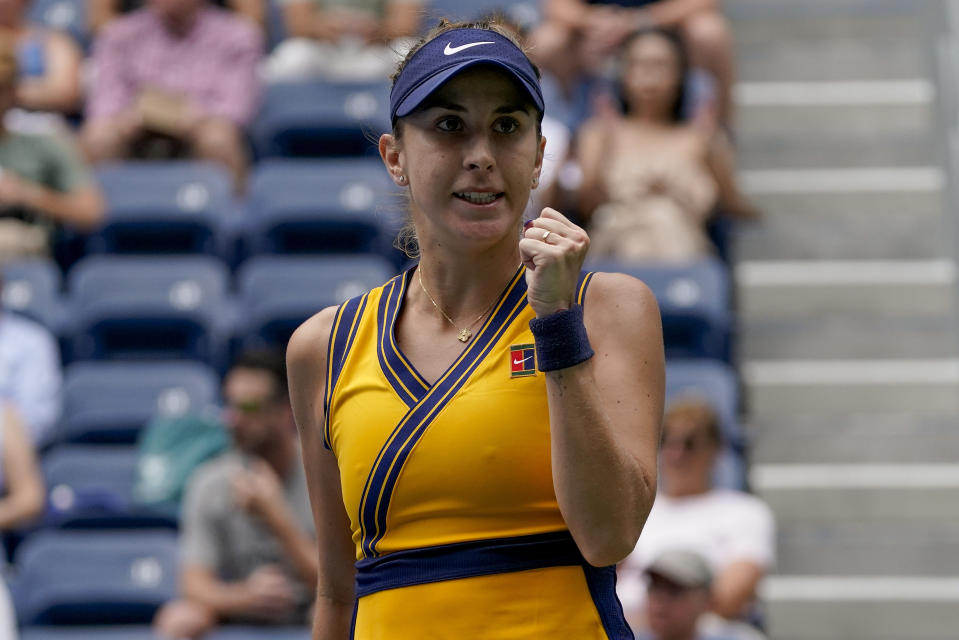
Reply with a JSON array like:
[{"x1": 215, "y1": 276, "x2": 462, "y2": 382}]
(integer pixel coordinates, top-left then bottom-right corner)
[
  {"x1": 352, "y1": 530, "x2": 634, "y2": 639},
  {"x1": 323, "y1": 292, "x2": 369, "y2": 450}
]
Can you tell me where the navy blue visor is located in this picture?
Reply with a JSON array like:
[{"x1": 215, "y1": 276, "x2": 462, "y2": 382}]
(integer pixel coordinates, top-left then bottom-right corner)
[{"x1": 390, "y1": 28, "x2": 545, "y2": 122}]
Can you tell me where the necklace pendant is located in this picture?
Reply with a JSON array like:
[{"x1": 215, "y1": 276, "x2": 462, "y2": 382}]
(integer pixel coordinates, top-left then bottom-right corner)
[{"x1": 457, "y1": 328, "x2": 472, "y2": 343}]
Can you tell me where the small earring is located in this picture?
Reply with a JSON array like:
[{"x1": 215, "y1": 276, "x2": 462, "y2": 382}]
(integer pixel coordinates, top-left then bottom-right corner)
[{"x1": 398, "y1": 175, "x2": 407, "y2": 185}]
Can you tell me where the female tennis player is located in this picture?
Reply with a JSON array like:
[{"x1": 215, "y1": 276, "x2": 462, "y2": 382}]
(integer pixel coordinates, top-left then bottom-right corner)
[{"x1": 287, "y1": 19, "x2": 665, "y2": 639}]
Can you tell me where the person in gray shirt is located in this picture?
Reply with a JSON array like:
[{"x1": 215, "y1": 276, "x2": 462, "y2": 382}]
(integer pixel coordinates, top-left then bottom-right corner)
[{"x1": 154, "y1": 349, "x2": 317, "y2": 639}]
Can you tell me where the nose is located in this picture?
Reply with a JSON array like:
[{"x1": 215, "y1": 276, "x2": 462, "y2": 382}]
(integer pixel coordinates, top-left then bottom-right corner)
[{"x1": 463, "y1": 132, "x2": 494, "y2": 172}]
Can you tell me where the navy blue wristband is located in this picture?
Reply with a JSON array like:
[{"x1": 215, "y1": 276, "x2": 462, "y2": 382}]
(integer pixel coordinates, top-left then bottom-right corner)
[{"x1": 529, "y1": 304, "x2": 594, "y2": 372}]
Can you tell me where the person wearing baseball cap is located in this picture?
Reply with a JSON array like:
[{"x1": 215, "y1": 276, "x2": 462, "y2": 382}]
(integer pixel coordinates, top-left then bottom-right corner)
[
  {"x1": 642, "y1": 550, "x2": 725, "y2": 640},
  {"x1": 288, "y1": 17, "x2": 664, "y2": 640}
]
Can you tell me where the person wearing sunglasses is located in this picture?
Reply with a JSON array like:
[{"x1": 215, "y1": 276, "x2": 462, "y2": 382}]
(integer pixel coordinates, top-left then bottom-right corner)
[
  {"x1": 617, "y1": 398, "x2": 775, "y2": 638},
  {"x1": 153, "y1": 349, "x2": 317, "y2": 639}
]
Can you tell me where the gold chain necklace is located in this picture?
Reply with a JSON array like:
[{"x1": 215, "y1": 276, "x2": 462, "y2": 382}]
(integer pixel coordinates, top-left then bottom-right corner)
[{"x1": 416, "y1": 267, "x2": 505, "y2": 343}]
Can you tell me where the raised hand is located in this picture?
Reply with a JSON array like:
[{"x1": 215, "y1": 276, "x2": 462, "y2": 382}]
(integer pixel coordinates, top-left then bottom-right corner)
[{"x1": 519, "y1": 207, "x2": 590, "y2": 318}]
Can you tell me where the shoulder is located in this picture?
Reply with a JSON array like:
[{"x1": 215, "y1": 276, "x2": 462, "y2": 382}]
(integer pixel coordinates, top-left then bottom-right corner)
[
  {"x1": 286, "y1": 305, "x2": 340, "y2": 388},
  {"x1": 583, "y1": 271, "x2": 661, "y2": 332}
]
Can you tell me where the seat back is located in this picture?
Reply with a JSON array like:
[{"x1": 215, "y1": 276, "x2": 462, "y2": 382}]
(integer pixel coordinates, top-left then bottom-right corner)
[
  {"x1": 15, "y1": 530, "x2": 178, "y2": 625},
  {"x1": 90, "y1": 162, "x2": 233, "y2": 256},
  {"x1": 236, "y1": 254, "x2": 395, "y2": 349},
  {"x1": 1, "y1": 258, "x2": 62, "y2": 330},
  {"x1": 250, "y1": 80, "x2": 390, "y2": 159},
  {"x1": 246, "y1": 158, "x2": 401, "y2": 258},
  {"x1": 56, "y1": 360, "x2": 219, "y2": 444},
  {"x1": 66, "y1": 256, "x2": 229, "y2": 363}
]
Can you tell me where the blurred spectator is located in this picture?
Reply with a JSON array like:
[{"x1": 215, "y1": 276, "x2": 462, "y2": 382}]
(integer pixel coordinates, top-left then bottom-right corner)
[
  {"x1": 0, "y1": 404, "x2": 46, "y2": 638},
  {"x1": 263, "y1": 0, "x2": 422, "y2": 82},
  {"x1": 576, "y1": 28, "x2": 754, "y2": 262},
  {"x1": 618, "y1": 398, "x2": 775, "y2": 634},
  {"x1": 0, "y1": 36, "x2": 104, "y2": 262},
  {"x1": 0, "y1": 0, "x2": 83, "y2": 118},
  {"x1": 89, "y1": 0, "x2": 266, "y2": 34},
  {"x1": 81, "y1": 0, "x2": 263, "y2": 190},
  {"x1": 0, "y1": 280, "x2": 62, "y2": 447},
  {"x1": 531, "y1": 0, "x2": 735, "y2": 125},
  {"x1": 153, "y1": 349, "x2": 315, "y2": 639},
  {"x1": 639, "y1": 550, "x2": 736, "y2": 640}
]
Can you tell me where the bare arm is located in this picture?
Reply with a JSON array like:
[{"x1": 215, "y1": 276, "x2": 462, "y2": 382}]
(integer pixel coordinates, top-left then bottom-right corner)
[
  {"x1": 643, "y1": 0, "x2": 719, "y2": 27},
  {"x1": 575, "y1": 119, "x2": 612, "y2": 223},
  {"x1": 288, "y1": 309, "x2": 357, "y2": 640},
  {"x1": 712, "y1": 560, "x2": 764, "y2": 619},
  {"x1": 521, "y1": 211, "x2": 664, "y2": 567},
  {"x1": 16, "y1": 31, "x2": 83, "y2": 113},
  {"x1": 18, "y1": 182, "x2": 106, "y2": 230},
  {"x1": 548, "y1": 273, "x2": 664, "y2": 566},
  {"x1": 705, "y1": 132, "x2": 760, "y2": 219},
  {"x1": 0, "y1": 407, "x2": 45, "y2": 530}
]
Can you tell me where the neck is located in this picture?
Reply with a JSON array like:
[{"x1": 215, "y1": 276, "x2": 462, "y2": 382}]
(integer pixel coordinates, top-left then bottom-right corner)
[
  {"x1": 631, "y1": 106, "x2": 674, "y2": 125},
  {"x1": 414, "y1": 235, "x2": 522, "y2": 325},
  {"x1": 158, "y1": 9, "x2": 200, "y2": 36}
]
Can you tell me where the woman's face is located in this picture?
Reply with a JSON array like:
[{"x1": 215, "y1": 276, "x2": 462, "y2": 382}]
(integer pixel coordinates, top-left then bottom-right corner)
[
  {"x1": 382, "y1": 65, "x2": 544, "y2": 253},
  {"x1": 659, "y1": 412, "x2": 718, "y2": 493},
  {"x1": 620, "y1": 33, "x2": 682, "y2": 117}
]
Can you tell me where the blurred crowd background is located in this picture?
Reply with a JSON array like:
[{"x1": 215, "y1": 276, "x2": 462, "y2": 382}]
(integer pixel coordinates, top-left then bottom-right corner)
[{"x1": 0, "y1": 0, "x2": 947, "y2": 639}]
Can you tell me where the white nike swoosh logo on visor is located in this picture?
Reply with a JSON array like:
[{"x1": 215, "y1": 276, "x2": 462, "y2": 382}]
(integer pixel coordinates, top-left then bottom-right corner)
[
  {"x1": 513, "y1": 356, "x2": 533, "y2": 366},
  {"x1": 444, "y1": 41, "x2": 495, "y2": 55}
]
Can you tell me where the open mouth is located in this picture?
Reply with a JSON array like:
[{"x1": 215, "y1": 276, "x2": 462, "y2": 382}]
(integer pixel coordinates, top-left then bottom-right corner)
[{"x1": 454, "y1": 191, "x2": 504, "y2": 205}]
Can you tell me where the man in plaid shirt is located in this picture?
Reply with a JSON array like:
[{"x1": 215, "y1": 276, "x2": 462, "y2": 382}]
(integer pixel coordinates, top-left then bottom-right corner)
[{"x1": 81, "y1": 0, "x2": 264, "y2": 189}]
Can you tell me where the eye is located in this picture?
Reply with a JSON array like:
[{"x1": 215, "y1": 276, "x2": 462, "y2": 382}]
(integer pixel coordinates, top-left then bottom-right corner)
[
  {"x1": 436, "y1": 116, "x2": 463, "y2": 132},
  {"x1": 493, "y1": 117, "x2": 520, "y2": 134}
]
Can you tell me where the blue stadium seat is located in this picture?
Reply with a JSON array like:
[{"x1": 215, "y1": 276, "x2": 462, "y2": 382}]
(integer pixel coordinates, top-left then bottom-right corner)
[
  {"x1": 208, "y1": 628, "x2": 310, "y2": 640},
  {"x1": 65, "y1": 256, "x2": 230, "y2": 364},
  {"x1": 13, "y1": 530, "x2": 177, "y2": 626},
  {"x1": 26, "y1": 0, "x2": 88, "y2": 50},
  {"x1": 55, "y1": 360, "x2": 219, "y2": 444},
  {"x1": 39, "y1": 446, "x2": 176, "y2": 529},
  {"x1": 586, "y1": 258, "x2": 732, "y2": 361},
  {"x1": 22, "y1": 627, "x2": 159, "y2": 640},
  {"x1": 90, "y1": 162, "x2": 234, "y2": 257},
  {"x1": 250, "y1": 80, "x2": 391, "y2": 159},
  {"x1": 1, "y1": 258, "x2": 62, "y2": 330},
  {"x1": 236, "y1": 254, "x2": 396, "y2": 349},
  {"x1": 245, "y1": 158, "x2": 402, "y2": 258}
]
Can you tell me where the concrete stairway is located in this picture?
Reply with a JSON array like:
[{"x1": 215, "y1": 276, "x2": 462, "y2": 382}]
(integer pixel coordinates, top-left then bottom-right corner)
[{"x1": 726, "y1": 1, "x2": 959, "y2": 638}]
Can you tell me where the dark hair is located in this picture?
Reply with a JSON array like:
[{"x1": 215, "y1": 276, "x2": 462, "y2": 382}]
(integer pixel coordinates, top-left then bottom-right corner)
[
  {"x1": 229, "y1": 348, "x2": 288, "y2": 399},
  {"x1": 617, "y1": 27, "x2": 689, "y2": 122},
  {"x1": 387, "y1": 18, "x2": 543, "y2": 259}
]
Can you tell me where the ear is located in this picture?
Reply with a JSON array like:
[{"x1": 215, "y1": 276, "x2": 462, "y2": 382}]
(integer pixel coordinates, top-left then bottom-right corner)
[
  {"x1": 531, "y1": 134, "x2": 547, "y2": 189},
  {"x1": 379, "y1": 133, "x2": 406, "y2": 187}
]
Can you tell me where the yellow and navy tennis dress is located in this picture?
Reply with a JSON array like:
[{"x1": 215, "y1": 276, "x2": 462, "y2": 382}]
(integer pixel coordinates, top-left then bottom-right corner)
[{"x1": 324, "y1": 265, "x2": 633, "y2": 639}]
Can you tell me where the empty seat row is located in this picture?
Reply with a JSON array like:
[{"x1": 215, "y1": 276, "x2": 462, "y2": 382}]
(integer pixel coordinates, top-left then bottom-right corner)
[
  {"x1": 4, "y1": 253, "x2": 733, "y2": 365},
  {"x1": 11, "y1": 530, "x2": 310, "y2": 636},
  {"x1": 91, "y1": 160, "x2": 406, "y2": 266}
]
